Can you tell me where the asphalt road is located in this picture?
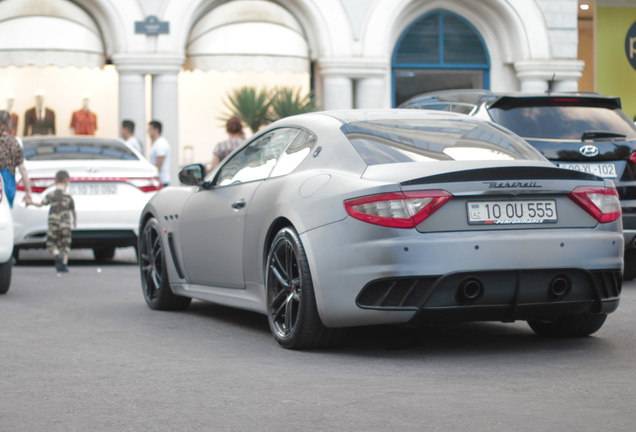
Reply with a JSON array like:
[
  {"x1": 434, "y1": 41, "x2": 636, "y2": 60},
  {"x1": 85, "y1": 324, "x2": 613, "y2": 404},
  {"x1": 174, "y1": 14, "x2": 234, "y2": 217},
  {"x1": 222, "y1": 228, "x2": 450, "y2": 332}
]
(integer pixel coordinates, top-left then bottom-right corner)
[{"x1": 1, "y1": 248, "x2": 635, "y2": 431}]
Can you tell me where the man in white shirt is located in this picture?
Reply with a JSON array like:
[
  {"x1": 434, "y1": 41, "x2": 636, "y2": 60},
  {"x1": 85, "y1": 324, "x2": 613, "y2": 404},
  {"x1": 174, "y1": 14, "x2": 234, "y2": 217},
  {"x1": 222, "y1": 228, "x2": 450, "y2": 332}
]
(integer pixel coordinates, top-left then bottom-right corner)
[
  {"x1": 120, "y1": 120, "x2": 143, "y2": 156},
  {"x1": 148, "y1": 120, "x2": 171, "y2": 186}
]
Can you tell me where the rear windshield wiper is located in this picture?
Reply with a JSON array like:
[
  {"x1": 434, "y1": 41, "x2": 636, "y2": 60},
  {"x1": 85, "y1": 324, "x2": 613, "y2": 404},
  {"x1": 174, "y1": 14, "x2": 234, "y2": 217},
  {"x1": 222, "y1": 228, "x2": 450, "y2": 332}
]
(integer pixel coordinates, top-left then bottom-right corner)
[{"x1": 581, "y1": 130, "x2": 626, "y2": 141}]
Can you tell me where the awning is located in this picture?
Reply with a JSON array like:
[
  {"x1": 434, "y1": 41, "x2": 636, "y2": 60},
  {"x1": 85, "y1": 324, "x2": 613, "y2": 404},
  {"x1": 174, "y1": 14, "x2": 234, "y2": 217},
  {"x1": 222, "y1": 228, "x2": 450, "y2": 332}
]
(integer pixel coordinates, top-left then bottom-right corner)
[
  {"x1": 185, "y1": 0, "x2": 310, "y2": 73},
  {"x1": 0, "y1": 0, "x2": 105, "y2": 68}
]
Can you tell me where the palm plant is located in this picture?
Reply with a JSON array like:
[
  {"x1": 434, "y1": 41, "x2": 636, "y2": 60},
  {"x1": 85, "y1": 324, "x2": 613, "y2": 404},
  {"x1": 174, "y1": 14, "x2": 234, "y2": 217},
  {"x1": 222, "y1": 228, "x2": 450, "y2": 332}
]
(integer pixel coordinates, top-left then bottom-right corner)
[
  {"x1": 221, "y1": 86, "x2": 272, "y2": 133},
  {"x1": 269, "y1": 87, "x2": 317, "y2": 121}
]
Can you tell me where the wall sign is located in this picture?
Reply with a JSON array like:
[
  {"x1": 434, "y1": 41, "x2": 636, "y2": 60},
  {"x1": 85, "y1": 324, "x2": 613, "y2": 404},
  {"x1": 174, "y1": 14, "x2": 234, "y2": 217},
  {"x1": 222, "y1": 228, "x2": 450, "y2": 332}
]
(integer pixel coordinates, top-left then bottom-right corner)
[
  {"x1": 625, "y1": 21, "x2": 636, "y2": 71},
  {"x1": 135, "y1": 15, "x2": 169, "y2": 34}
]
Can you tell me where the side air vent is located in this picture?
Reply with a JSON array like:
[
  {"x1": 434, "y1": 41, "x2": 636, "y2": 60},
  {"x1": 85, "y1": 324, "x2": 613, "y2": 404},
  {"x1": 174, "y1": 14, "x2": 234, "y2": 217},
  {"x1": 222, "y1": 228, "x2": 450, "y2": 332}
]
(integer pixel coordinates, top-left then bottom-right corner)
[
  {"x1": 167, "y1": 233, "x2": 185, "y2": 279},
  {"x1": 357, "y1": 277, "x2": 438, "y2": 310},
  {"x1": 591, "y1": 271, "x2": 622, "y2": 298}
]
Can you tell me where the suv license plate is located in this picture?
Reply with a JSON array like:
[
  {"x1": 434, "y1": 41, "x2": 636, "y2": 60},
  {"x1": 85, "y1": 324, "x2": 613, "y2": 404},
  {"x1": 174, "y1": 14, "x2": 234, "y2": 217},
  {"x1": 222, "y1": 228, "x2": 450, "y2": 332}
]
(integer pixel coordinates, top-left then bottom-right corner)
[
  {"x1": 467, "y1": 200, "x2": 558, "y2": 225},
  {"x1": 558, "y1": 163, "x2": 617, "y2": 178}
]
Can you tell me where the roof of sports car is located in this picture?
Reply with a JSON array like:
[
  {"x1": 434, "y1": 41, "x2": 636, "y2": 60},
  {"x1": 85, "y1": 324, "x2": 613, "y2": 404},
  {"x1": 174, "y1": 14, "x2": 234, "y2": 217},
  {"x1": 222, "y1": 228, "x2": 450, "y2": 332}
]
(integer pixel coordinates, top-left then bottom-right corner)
[{"x1": 302, "y1": 108, "x2": 473, "y2": 124}]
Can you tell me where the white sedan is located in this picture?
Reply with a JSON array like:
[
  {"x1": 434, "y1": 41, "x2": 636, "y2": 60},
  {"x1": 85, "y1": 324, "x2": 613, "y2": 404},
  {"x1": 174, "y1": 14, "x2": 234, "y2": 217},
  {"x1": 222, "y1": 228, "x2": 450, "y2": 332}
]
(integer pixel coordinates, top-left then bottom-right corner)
[
  {"x1": 14, "y1": 137, "x2": 161, "y2": 261},
  {"x1": 0, "y1": 174, "x2": 14, "y2": 294}
]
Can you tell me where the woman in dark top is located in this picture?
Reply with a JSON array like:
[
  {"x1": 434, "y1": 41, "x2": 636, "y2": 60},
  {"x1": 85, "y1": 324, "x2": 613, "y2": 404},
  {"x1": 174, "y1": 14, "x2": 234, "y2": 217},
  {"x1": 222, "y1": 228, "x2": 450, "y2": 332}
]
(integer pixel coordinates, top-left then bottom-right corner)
[{"x1": 0, "y1": 110, "x2": 33, "y2": 207}]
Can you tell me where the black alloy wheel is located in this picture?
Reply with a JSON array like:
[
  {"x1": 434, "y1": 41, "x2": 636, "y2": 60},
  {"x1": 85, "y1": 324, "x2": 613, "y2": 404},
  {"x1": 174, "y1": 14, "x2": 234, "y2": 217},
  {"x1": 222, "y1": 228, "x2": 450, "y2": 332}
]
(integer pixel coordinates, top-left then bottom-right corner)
[
  {"x1": 527, "y1": 313, "x2": 607, "y2": 337},
  {"x1": 0, "y1": 259, "x2": 11, "y2": 294},
  {"x1": 93, "y1": 247, "x2": 116, "y2": 262},
  {"x1": 623, "y1": 249, "x2": 636, "y2": 281},
  {"x1": 266, "y1": 227, "x2": 344, "y2": 349},
  {"x1": 139, "y1": 218, "x2": 190, "y2": 310}
]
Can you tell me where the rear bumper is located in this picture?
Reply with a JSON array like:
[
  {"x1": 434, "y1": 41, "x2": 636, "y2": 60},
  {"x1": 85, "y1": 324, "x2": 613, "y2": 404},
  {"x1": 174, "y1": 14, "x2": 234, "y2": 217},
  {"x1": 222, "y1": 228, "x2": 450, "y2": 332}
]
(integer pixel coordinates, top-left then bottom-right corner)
[
  {"x1": 0, "y1": 207, "x2": 13, "y2": 263},
  {"x1": 13, "y1": 229, "x2": 137, "y2": 250},
  {"x1": 12, "y1": 193, "x2": 143, "y2": 249},
  {"x1": 302, "y1": 217, "x2": 623, "y2": 328},
  {"x1": 357, "y1": 269, "x2": 621, "y2": 325}
]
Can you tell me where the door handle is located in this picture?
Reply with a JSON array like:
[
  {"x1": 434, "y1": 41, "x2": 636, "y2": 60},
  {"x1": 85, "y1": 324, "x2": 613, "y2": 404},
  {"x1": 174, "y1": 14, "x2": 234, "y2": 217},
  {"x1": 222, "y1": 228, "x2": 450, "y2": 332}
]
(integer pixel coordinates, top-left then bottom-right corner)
[{"x1": 231, "y1": 199, "x2": 246, "y2": 209}]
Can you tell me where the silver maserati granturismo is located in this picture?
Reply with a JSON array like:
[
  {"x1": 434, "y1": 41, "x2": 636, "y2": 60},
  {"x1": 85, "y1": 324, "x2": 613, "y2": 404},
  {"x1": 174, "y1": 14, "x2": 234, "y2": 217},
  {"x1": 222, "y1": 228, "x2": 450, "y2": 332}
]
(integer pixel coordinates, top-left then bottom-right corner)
[{"x1": 139, "y1": 109, "x2": 623, "y2": 349}]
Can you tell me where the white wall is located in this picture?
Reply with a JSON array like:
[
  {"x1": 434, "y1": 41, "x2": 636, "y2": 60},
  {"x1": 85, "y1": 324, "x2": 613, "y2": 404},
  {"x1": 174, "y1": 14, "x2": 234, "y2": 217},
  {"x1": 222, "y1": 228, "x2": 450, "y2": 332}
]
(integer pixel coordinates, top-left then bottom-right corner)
[{"x1": 178, "y1": 68, "x2": 311, "y2": 166}]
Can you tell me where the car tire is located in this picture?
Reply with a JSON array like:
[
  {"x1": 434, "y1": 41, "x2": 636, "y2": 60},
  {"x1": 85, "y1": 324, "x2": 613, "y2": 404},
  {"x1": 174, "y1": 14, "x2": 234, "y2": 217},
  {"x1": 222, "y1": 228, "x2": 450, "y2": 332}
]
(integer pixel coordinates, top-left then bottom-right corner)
[
  {"x1": 265, "y1": 227, "x2": 345, "y2": 349},
  {"x1": 0, "y1": 259, "x2": 12, "y2": 294},
  {"x1": 93, "y1": 247, "x2": 116, "y2": 262},
  {"x1": 139, "y1": 217, "x2": 191, "y2": 311},
  {"x1": 623, "y1": 249, "x2": 636, "y2": 281},
  {"x1": 527, "y1": 313, "x2": 607, "y2": 337}
]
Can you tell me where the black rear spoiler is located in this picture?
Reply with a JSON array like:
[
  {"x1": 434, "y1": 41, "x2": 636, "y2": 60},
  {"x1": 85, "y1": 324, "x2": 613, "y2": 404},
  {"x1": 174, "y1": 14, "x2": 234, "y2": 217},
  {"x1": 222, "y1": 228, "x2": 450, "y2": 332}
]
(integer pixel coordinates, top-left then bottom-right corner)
[{"x1": 401, "y1": 166, "x2": 600, "y2": 186}]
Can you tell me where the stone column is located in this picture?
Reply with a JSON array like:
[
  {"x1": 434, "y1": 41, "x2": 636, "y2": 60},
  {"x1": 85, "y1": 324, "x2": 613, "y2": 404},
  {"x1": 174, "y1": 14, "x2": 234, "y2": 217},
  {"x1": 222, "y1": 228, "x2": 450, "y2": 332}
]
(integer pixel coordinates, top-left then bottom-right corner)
[
  {"x1": 514, "y1": 59, "x2": 584, "y2": 93},
  {"x1": 151, "y1": 72, "x2": 179, "y2": 184},
  {"x1": 114, "y1": 53, "x2": 184, "y2": 184},
  {"x1": 118, "y1": 72, "x2": 146, "y2": 153},
  {"x1": 318, "y1": 58, "x2": 390, "y2": 109},
  {"x1": 355, "y1": 78, "x2": 385, "y2": 109},
  {"x1": 322, "y1": 76, "x2": 353, "y2": 110}
]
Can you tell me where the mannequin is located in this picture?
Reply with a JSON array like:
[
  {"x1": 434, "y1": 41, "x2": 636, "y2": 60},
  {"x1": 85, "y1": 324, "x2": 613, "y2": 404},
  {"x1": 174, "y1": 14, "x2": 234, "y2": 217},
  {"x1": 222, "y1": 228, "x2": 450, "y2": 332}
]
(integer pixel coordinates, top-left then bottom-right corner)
[
  {"x1": 69, "y1": 92, "x2": 97, "y2": 135},
  {"x1": 6, "y1": 92, "x2": 18, "y2": 136},
  {"x1": 24, "y1": 89, "x2": 56, "y2": 136}
]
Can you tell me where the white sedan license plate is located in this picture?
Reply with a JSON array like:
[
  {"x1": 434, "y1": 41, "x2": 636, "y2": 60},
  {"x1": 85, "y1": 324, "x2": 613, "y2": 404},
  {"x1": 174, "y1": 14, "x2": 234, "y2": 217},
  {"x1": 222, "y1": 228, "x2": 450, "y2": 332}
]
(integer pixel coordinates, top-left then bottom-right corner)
[
  {"x1": 467, "y1": 200, "x2": 557, "y2": 225},
  {"x1": 69, "y1": 183, "x2": 118, "y2": 195},
  {"x1": 558, "y1": 162, "x2": 617, "y2": 178}
]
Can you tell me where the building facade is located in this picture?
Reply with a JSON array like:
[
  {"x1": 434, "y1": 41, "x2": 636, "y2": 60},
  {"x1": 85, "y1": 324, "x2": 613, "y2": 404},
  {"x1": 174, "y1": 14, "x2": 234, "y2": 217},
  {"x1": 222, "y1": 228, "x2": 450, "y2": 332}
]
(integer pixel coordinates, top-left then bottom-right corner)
[{"x1": 0, "y1": 0, "x2": 583, "y2": 181}]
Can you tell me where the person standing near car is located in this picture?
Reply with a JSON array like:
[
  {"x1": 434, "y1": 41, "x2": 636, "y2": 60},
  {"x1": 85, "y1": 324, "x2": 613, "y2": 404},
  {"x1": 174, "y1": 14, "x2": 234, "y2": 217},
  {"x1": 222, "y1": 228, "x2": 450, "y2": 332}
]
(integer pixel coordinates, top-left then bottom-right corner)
[
  {"x1": 121, "y1": 120, "x2": 144, "y2": 156},
  {"x1": 0, "y1": 110, "x2": 33, "y2": 208},
  {"x1": 211, "y1": 116, "x2": 246, "y2": 169},
  {"x1": 28, "y1": 170, "x2": 76, "y2": 273},
  {"x1": 148, "y1": 120, "x2": 170, "y2": 186}
]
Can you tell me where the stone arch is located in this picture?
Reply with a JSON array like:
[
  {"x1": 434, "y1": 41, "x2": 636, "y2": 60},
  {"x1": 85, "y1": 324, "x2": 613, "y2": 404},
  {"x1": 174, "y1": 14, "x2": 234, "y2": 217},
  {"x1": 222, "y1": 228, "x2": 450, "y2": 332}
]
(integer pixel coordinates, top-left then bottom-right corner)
[
  {"x1": 362, "y1": 0, "x2": 551, "y2": 93},
  {"x1": 71, "y1": 0, "x2": 138, "y2": 58},
  {"x1": 164, "y1": 0, "x2": 347, "y2": 62}
]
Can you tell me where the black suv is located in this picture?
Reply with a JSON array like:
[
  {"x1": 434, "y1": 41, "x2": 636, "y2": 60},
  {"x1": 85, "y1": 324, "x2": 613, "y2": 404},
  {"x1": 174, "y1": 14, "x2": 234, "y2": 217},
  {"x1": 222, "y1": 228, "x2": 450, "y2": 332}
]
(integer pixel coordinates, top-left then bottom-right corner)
[{"x1": 400, "y1": 90, "x2": 636, "y2": 278}]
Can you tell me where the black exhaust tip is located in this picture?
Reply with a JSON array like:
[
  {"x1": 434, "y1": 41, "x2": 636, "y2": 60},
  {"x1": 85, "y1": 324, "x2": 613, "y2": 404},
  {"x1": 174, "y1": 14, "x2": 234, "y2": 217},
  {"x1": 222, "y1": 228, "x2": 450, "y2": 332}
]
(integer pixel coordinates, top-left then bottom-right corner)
[
  {"x1": 548, "y1": 276, "x2": 571, "y2": 301},
  {"x1": 456, "y1": 278, "x2": 484, "y2": 305}
]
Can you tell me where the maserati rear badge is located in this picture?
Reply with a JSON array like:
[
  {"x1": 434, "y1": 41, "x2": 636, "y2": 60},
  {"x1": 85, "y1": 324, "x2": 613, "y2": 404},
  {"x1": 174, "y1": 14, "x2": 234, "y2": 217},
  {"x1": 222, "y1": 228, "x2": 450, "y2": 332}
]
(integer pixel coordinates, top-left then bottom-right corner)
[{"x1": 580, "y1": 145, "x2": 599, "y2": 157}]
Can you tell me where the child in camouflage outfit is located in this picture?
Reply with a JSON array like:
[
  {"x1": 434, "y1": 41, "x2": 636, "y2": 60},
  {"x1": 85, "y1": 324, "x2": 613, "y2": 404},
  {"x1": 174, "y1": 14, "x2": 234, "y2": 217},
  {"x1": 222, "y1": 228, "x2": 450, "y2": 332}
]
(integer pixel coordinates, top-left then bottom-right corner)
[{"x1": 30, "y1": 170, "x2": 77, "y2": 272}]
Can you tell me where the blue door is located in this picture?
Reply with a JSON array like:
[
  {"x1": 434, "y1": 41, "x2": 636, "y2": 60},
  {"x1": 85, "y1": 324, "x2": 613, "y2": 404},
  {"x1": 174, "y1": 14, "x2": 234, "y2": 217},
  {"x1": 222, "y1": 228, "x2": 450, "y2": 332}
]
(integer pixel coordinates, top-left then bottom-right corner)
[{"x1": 393, "y1": 10, "x2": 490, "y2": 106}]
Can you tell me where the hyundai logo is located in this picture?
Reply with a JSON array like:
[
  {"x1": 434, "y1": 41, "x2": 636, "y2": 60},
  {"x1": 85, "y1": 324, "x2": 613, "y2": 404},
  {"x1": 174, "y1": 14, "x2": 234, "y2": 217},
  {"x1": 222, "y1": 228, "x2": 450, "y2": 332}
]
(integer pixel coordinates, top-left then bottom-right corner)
[{"x1": 579, "y1": 145, "x2": 599, "y2": 157}]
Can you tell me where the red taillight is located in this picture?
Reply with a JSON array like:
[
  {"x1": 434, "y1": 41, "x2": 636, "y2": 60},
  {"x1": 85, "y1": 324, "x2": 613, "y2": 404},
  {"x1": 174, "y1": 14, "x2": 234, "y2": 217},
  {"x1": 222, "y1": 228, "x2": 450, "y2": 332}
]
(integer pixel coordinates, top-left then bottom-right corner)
[
  {"x1": 568, "y1": 186, "x2": 621, "y2": 223},
  {"x1": 344, "y1": 190, "x2": 452, "y2": 228},
  {"x1": 125, "y1": 177, "x2": 163, "y2": 192},
  {"x1": 629, "y1": 151, "x2": 636, "y2": 164},
  {"x1": 18, "y1": 177, "x2": 162, "y2": 193},
  {"x1": 17, "y1": 178, "x2": 55, "y2": 193}
]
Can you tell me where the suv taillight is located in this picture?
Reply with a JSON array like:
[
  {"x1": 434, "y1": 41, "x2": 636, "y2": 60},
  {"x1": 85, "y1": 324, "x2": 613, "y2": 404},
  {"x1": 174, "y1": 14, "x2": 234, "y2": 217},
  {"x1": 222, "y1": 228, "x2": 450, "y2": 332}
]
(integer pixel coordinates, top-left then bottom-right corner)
[
  {"x1": 568, "y1": 186, "x2": 621, "y2": 223},
  {"x1": 344, "y1": 190, "x2": 452, "y2": 228},
  {"x1": 629, "y1": 151, "x2": 636, "y2": 164}
]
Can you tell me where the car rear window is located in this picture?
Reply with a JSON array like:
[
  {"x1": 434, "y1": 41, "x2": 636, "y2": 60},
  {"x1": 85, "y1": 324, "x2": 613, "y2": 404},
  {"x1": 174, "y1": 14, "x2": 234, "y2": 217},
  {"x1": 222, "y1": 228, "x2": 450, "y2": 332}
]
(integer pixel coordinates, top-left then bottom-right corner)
[
  {"x1": 23, "y1": 140, "x2": 139, "y2": 161},
  {"x1": 488, "y1": 102, "x2": 636, "y2": 140},
  {"x1": 342, "y1": 118, "x2": 544, "y2": 165}
]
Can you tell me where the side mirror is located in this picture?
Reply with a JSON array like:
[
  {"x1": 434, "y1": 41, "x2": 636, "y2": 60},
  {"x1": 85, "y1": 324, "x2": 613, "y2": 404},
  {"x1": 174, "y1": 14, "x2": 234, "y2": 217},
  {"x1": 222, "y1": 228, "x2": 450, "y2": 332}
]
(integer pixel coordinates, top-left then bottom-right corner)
[{"x1": 178, "y1": 163, "x2": 207, "y2": 186}]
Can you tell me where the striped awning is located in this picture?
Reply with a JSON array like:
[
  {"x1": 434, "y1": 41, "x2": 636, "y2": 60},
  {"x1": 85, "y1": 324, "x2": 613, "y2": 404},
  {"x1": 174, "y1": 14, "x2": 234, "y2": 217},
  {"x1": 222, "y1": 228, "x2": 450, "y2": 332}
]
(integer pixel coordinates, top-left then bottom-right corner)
[
  {"x1": 0, "y1": 0, "x2": 105, "y2": 68},
  {"x1": 185, "y1": 0, "x2": 310, "y2": 73}
]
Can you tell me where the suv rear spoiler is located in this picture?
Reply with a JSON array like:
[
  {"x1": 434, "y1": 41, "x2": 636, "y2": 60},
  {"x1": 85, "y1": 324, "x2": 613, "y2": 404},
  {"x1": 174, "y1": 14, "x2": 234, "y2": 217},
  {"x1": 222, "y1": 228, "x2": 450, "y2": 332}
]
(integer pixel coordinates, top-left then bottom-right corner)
[{"x1": 488, "y1": 95, "x2": 622, "y2": 110}]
